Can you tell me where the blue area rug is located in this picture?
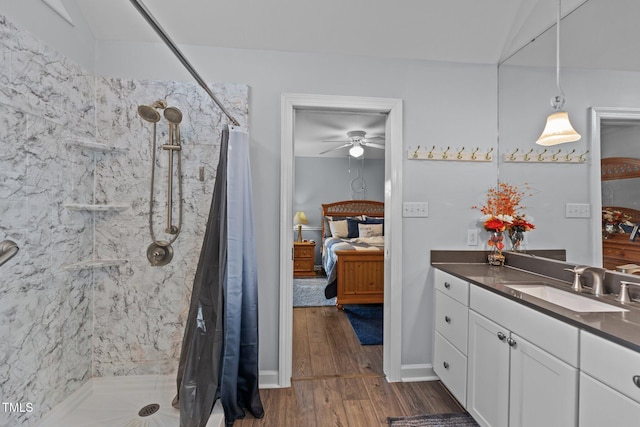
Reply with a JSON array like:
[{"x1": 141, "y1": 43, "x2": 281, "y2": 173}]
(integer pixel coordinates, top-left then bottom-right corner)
[{"x1": 344, "y1": 304, "x2": 383, "y2": 345}]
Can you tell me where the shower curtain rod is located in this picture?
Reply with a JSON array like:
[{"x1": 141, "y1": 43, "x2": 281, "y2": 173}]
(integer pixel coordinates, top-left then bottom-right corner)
[{"x1": 129, "y1": 0, "x2": 241, "y2": 126}]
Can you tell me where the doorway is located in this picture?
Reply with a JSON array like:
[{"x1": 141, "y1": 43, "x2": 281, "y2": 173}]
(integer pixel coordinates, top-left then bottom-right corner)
[
  {"x1": 279, "y1": 94, "x2": 403, "y2": 387},
  {"x1": 589, "y1": 107, "x2": 640, "y2": 267}
]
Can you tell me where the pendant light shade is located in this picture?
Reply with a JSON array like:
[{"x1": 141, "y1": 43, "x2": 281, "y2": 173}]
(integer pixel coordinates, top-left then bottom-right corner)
[
  {"x1": 536, "y1": 111, "x2": 581, "y2": 146},
  {"x1": 536, "y1": 0, "x2": 581, "y2": 146}
]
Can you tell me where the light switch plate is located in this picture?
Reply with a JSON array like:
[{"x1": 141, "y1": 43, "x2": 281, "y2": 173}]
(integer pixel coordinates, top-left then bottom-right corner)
[
  {"x1": 467, "y1": 229, "x2": 479, "y2": 246},
  {"x1": 403, "y1": 202, "x2": 428, "y2": 217},
  {"x1": 566, "y1": 203, "x2": 591, "y2": 218}
]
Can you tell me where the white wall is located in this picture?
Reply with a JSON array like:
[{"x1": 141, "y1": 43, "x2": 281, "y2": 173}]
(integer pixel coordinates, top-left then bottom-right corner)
[
  {"x1": 499, "y1": 64, "x2": 640, "y2": 265},
  {"x1": 2, "y1": 5, "x2": 499, "y2": 383}
]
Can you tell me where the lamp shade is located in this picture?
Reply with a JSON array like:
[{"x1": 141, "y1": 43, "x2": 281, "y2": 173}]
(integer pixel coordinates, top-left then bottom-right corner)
[
  {"x1": 349, "y1": 144, "x2": 364, "y2": 158},
  {"x1": 536, "y1": 111, "x2": 582, "y2": 146},
  {"x1": 293, "y1": 211, "x2": 309, "y2": 225}
]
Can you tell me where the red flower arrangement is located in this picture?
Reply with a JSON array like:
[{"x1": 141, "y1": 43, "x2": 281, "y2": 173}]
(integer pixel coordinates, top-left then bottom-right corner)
[{"x1": 472, "y1": 182, "x2": 534, "y2": 255}]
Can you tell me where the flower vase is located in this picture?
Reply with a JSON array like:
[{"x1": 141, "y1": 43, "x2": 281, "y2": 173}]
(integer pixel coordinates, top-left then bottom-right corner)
[
  {"x1": 603, "y1": 223, "x2": 620, "y2": 239},
  {"x1": 487, "y1": 231, "x2": 505, "y2": 266},
  {"x1": 509, "y1": 229, "x2": 524, "y2": 251}
]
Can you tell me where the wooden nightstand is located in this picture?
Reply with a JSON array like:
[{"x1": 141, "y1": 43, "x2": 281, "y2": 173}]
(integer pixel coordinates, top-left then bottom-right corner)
[{"x1": 293, "y1": 241, "x2": 316, "y2": 277}]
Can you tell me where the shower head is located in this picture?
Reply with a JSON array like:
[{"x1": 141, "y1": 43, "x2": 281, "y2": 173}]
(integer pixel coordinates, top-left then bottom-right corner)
[
  {"x1": 164, "y1": 106, "x2": 183, "y2": 124},
  {"x1": 137, "y1": 100, "x2": 168, "y2": 123},
  {"x1": 138, "y1": 105, "x2": 161, "y2": 123}
]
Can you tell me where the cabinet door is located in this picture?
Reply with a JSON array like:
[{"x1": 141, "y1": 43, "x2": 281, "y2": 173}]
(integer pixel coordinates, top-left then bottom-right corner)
[
  {"x1": 579, "y1": 373, "x2": 640, "y2": 427},
  {"x1": 467, "y1": 310, "x2": 510, "y2": 427},
  {"x1": 509, "y1": 333, "x2": 578, "y2": 427}
]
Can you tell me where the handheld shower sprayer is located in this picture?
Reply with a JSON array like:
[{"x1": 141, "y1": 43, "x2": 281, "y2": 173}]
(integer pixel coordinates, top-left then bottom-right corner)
[{"x1": 137, "y1": 99, "x2": 184, "y2": 266}]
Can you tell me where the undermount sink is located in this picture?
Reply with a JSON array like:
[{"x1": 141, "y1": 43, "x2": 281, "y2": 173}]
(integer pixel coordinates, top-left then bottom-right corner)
[{"x1": 505, "y1": 284, "x2": 629, "y2": 313}]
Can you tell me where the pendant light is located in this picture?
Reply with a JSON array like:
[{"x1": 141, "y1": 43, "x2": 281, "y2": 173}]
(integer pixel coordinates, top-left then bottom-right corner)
[{"x1": 536, "y1": 0, "x2": 581, "y2": 146}]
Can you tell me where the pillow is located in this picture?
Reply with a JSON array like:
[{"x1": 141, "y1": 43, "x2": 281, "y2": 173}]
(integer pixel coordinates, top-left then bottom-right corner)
[
  {"x1": 358, "y1": 223, "x2": 383, "y2": 238},
  {"x1": 364, "y1": 217, "x2": 384, "y2": 235},
  {"x1": 347, "y1": 218, "x2": 364, "y2": 238},
  {"x1": 329, "y1": 220, "x2": 349, "y2": 238},
  {"x1": 324, "y1": 215, "x2": 363, "y2": 237}
]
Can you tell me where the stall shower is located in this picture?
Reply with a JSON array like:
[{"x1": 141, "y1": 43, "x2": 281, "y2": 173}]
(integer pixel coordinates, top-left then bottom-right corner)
[{"x1": 0, "y1": 10, "x2": 248, "y2": 426}]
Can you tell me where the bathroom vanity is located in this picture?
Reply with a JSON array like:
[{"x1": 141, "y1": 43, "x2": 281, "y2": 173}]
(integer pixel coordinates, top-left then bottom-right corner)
[{"x1": 432, "y1": 251, "x2": 640, "y2": 427}]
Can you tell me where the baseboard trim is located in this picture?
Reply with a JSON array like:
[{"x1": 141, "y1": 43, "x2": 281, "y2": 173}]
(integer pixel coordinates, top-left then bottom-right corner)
[
  {"x1": 259, "y1": 370, "x2": 280, "y2": 388},
  {"x1": 400, "y1": 364, "x2": 439, "y2": 382}
]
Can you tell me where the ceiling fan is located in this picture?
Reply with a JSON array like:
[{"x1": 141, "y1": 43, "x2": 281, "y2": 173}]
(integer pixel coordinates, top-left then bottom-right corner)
[{"x1": 319, "y1": 130, "x2": 385, "y2": 157}]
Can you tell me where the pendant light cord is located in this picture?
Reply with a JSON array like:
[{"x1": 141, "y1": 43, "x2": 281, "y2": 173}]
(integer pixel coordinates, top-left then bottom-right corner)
[{"x1": 554, "y1": 0, "x2": 565, "y2": 109}]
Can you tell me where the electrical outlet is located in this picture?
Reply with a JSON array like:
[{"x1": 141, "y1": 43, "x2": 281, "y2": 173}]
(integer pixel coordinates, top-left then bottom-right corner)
[
  {"x1": 467, "y1": 229, "x2": 479, "y2": 246},
  {"x1": 566, "y1": 203, "x2": 591, "y2": 218},
  {"x1": 403, "y1": 202, "x2": 428, "y2": 217}
]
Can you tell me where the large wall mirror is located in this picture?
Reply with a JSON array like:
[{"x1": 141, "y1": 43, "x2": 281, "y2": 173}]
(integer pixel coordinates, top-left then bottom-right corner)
[{"x1": 498, "y1": 0, "x2": 640, "y2": 268}]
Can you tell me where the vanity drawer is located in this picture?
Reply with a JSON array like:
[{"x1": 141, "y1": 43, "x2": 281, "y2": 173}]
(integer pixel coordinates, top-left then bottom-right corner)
[
  {"x1": 434, "y1": 270, "x2": 469, "y2": 306},
  {"x1": 579, "y1": 372, "x2": 640, "y2": 427},
  {"x1": 434, "y1": 331, "x2": 467, "y2": 407},
  {"x1": 581, "y1": 331, "x2": 640, "y2": 404},
  {"x1": 435, "y1": 290, "x2": 469, "y2": 354}
]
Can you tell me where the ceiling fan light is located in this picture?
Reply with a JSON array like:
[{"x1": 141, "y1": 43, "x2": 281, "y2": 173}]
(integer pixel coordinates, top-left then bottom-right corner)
[
  {"x1": 536, "y1": 111, "x2": 582, "y2": 146},
  {"x1": 349, "y1": 144, "x2": 364, "y2": 157}
]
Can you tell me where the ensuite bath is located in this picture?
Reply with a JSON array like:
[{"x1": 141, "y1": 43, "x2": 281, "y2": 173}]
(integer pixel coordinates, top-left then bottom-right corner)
[{"x1": 0, "y1": 9, "x2": 248, "y2": 427}]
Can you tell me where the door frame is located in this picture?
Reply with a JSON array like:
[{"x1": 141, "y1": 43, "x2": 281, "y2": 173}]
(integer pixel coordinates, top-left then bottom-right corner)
[
  {"x1": 279, "y1": 93, "x2": 403, "y2": 386},
  {"x1": 589, "y1": 107, "x2": 640, "y2": 266}
]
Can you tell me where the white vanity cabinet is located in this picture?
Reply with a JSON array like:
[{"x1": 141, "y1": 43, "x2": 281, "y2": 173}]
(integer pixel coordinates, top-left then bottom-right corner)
[
  {"x1": 467, "y1": 285, "x2": 579, "y2": 427},
  {"x1": 433, "y1": 270, "x2": 470, "y2": 406},
  {"x1": 579, "y1": 331, "x2": 640, "y2": 426}
]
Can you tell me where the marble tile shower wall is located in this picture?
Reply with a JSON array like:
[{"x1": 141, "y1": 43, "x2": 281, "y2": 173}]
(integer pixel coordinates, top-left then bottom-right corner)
[
  {"x1": 0, "y1": 12, "x2": 248, "y2": 426},
  {"x1": 0, "y1": 13, "x2": 96, "y2": 427},
  {"x1": 93, "y1": 78, "x2": 247, "y2": 376}
]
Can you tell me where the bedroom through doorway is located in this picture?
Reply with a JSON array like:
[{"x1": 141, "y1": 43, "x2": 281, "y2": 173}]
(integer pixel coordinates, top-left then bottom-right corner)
[{"x1": 279, "y1": 93, "x2": 404, "y2": 387}]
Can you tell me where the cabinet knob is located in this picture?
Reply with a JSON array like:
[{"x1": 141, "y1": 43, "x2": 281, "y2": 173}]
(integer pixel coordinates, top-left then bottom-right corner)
[
  {"x1": 507, "y1": 337, "x2": 517, "y2": 347},
  {"x1": 497, "y1": 332, "x2": 506, "y2": 341},
  {"x1": 443, "y1": 361, "x2": 450, "y2": 369},
  {"x1": 444, "y1": 282, "x2": 451, "y2": 289},
  {"x1": 633, "y1": 375, "x2": 640, "y2": 388},
  {"x1": 444, "y1": 316, "x2": 451, "y2": 323}
]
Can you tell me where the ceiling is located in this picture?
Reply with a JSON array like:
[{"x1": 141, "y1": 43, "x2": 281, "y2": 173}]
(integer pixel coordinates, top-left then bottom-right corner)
[
  {"x1": 294, "y1": 110, "x2": 386, "y2": 159},
  {"x1": 74, "y1": 0, "x2": 589, "y2": 66}
]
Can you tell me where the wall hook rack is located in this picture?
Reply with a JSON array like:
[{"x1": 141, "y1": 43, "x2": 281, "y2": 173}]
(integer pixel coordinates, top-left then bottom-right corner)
[
  {"x1": 409, "y1": 146, "x2": 494, "y2": 162},
  {"x1": 503, "y1": 147, "x2": 588, "y2": 163}
]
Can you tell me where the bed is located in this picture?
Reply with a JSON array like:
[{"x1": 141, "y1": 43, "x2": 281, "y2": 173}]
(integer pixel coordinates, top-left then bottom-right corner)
[{"x1": 321, "y1": 200, "x2": 385, "y2": 309}]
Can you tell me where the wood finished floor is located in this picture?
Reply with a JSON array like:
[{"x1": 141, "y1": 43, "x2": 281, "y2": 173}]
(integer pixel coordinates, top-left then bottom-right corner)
[{"x1": 234, "y1": 306, "x2": 464, "y2": 426}]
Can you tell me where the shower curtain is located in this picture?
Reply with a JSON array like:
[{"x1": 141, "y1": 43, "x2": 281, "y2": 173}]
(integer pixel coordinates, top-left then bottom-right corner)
[{"x1": 173, "y1": 126, "x2": 264, "y2": 427}]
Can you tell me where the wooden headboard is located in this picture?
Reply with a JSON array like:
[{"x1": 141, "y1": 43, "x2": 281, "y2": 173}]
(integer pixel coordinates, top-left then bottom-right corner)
[
  {"x1": 321, "y1": 200, "x2": 384, "y2": 240},
  {"x1": 601, "y1": 157, "x2": 640, "y2": 180},
  {"x1": 603, "y1": 206, "x2": 640, "y2": 224}
]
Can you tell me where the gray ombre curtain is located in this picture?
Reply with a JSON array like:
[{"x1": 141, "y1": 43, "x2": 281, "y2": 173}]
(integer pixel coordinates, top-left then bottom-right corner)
[{"x1": 173, "y1": 126, "x2": 264, "y2": 427}]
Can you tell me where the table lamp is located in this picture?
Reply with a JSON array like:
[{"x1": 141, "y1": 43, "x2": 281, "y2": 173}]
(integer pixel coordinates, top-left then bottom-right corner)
[{"x1": 293, "y1": 211, "x2": 309, "y2": 242}]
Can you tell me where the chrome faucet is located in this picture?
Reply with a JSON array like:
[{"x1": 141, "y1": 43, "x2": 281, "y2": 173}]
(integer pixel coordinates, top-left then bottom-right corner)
[{"x1": 582, "y1": 267, "x2": 606, "y2": 296}]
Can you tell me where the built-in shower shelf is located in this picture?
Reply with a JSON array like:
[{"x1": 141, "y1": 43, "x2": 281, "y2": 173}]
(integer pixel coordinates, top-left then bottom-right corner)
[
  {"x1": 64, "y1": 203, "x2": 130, "y2": 212},
  {"x1": 62, "y1": 259, "x2": 127, "y2": 271},
  {"x1": 66, "y1": 138, "x2": 128, "y2": 153}
]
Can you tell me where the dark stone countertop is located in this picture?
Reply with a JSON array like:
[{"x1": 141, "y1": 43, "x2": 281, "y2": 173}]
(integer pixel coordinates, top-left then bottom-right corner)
[{"x1": 431, "y1": 250, "x2": 640, "y2": 353}]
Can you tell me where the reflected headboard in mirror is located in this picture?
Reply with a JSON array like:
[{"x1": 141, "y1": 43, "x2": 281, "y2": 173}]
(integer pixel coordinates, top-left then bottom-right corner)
[{"x1": 601, "y1": 157, "x2": 640, "y2": 181}]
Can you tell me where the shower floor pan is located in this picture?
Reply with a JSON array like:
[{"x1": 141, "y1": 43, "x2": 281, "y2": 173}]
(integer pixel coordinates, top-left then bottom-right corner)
[{"x1": 36, "y1": 375, "x2": 224, "y2": 427}]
